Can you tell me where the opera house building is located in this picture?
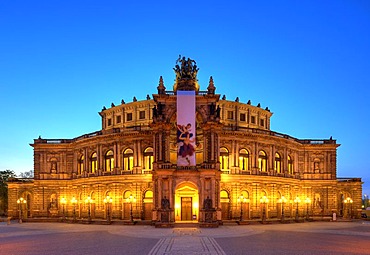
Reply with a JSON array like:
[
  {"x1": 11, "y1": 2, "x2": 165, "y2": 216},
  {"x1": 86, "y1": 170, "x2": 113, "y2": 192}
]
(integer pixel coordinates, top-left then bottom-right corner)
[{"x1": 8, "y1": 57, "x2": 362, "y2": 225}]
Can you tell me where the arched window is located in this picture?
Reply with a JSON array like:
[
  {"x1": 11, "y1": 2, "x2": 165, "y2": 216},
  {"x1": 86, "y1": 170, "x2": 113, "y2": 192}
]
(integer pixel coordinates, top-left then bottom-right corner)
[
  {"x1": 78, "y1": 155, "x2": 84, "y2": 175},
  {"x1": 91, "y1": 152, "x2": 97, "y2": 173},
  {"x1": 143, "y1": 147, "x2": 153, "y2": 170},
  {"x1": 123, "y1": 148, "x2": 134, "y2": 171},
  {"x1": 239, "y1": 149, "x2": 249, "y2": 171},
  {"x1": 258, "y1": 150, "x2": 267, "y2": 172},
  {"x1": 288, "y1": 155, "x2": 294, "y2": 174},
  {"x1": 105, "y1": 150, "x2": 114, "y2": 171},
  {"x1": 275, "y1": 152, "x2": 282, "y2": 173},
  {"x1": 219, "y1": 147, "x2": 229, "y2": 171}
]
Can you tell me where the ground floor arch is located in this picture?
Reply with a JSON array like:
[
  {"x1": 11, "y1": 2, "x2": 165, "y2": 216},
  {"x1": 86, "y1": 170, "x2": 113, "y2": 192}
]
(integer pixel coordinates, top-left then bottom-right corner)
[{"x1": 174, "y1": 181, "x2": 199, "y2": 222}]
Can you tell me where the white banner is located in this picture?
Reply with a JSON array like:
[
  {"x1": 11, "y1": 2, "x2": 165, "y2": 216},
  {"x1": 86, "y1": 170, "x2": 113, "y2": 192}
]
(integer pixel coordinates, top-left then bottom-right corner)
[{"x1": 176, "y1": 90, "x2": 196, "y2": 166}]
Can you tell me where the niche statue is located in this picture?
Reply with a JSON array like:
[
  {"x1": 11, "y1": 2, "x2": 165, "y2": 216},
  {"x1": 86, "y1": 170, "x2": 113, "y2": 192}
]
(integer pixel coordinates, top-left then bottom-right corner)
[{"x1": 161, "y1": 196, "x2": 170, "y2": 210}]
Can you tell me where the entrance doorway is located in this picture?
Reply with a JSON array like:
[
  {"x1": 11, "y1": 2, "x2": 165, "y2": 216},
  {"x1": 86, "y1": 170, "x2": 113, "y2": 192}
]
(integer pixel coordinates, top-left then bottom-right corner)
[
  {"x1": 181, "y1": 197, "x2": 192, "y2": 221},
  {"x1": 174, "y1": 182, "x2": 199, "y2": 222}
]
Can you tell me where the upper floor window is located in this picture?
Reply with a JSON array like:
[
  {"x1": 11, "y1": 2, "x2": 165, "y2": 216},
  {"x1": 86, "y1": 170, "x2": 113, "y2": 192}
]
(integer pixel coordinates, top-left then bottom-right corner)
[
  {"x1": 139, "y1": 111, "x2": 145, "y2": 119},
  {"x1": 251, "y1": 116, "x2": 256, "y2": 124},
  {"x1": 288, "y1": 155, "x2": 294, "y2": 174},
  {"x1": 78, "y1": 155, "x2": 84, "y2": 175},
  {"x1": 219, "y1": 147, "x2": 229, "y2": 170},
  {"x1": 143, "y1": 147, "x2": 153, "y2": 170},
  {"x1": 123, "y1": 148, "x2": 134, "y2": 171},
  {"x1": 258, "y1": 150, "x2": 267, "y2": 172},
  {"x1": 105, "y1": 150, "x2": 114, "y2": 171},
  {"x1": 275, "y1": 152, "x2": 282, "y2": 173},
  {"x1": 240, "y1": 113, "x2": 246, "y2": 122},
  {"x1": 107, "y1": 118, "x2": 112, "y2": 126},
  {"x1": 260, "y1": 119, "x2": 265, "y2": 127},
  {"x1": 227, "y1": 111, "x2": 234, "y2": 120},
  {"x1": 91, "y1": 152, "x2": 97, "y2": 173},
  {"x1": 239, "y1": 148, "x2": 249, "y2": 171},
  {"x1": 116, "y1": 115, "x2": 121, "y2": 124},
  {"x1": 126, "y1": 113, "x2": 133, "y2": 121}
]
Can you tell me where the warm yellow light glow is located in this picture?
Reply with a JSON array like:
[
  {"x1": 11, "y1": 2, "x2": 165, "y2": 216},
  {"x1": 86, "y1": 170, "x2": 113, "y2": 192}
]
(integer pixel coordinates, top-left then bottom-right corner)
[
  {"x1": 175, "y1": 203, "x2": 180, "y2": 209},
  {"x1": 60, "y1": 197, "x2": 67, "y2": 204},
  {"x1": 343, "y1": 197, "x2": 353, "y2": 204},
  {"x1": 104, "y1": 195, "x2": 113, "y2": 204},
  {"x1": 126, "y1": 194, "x2": 136, "y2": 203},
  {"x1": 193, "y1": 202, "x2": 199, "y2": 209},
  {"x1": 294, "y1": 197, "x2": 301, "y2": 204},
  {"x1": 71, "y1": 197, "x2": 77, "y2": 204},
  {"x1": 260, "y1": 196, "x2": 269, "y2": 204},
  {"x1": 17, "y1": 197, "x2": 27, "y2": 204},
  {"x1": 304, "y1": 197, "x2": 311, "y2": 204},
  {"x1": 278, "y1": 195, "x2": 287, "y2": 203},
  {"x1": 85, "y1": 196, "x2": 94, "y2": 204}
]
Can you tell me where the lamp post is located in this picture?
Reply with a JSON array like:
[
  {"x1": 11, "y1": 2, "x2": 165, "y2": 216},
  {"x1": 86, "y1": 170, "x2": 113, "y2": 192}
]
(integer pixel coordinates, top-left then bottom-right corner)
[
  {"x1": 343, "y1": 197, "x2": 353, "y2": 219},
  {"x1": 60, "y1": 197, "x2": 67, "y2": 221},
  {"x1": 16, "y1": 197, "x2": 27, "y2": 223},
  {"x1": 260, "y1": 195, "x2": 269, "y2": 223},
  {"x1": 85, "y1": 196, "x2": 94, "y2": 222},
  {"x1": 294, "y1": 197, "x2": 301, "y2": 221},
  {"x1": 278, "y1": 196, "x2": 287, "y2": 222},
  {"x1": 238, "y1": 195, "x2": 248, "y2": 222},
  {"x1": 304, "y1": 197, "x2": 311, "y2": 221},
  {"x1": 71, "y1": 197, "x2": 77, "y2": 222},
  {"x1": 126, "y1": 194, "x2": 136, "y2": 222},
  {"x1": 103, "y1": 195, "x2": 113, "y2": 223}
]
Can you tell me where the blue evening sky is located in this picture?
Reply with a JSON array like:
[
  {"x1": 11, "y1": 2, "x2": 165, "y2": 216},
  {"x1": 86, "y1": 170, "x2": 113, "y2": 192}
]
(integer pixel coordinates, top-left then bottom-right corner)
[{"x1": 0, "y1": 1, "x2": 369, "y2": 195}]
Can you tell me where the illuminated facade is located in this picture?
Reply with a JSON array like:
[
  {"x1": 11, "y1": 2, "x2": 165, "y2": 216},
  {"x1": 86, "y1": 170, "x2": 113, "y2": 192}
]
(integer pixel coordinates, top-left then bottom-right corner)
[{"x1": 8, "y1": 57, "x2": 362, "y2": 224}]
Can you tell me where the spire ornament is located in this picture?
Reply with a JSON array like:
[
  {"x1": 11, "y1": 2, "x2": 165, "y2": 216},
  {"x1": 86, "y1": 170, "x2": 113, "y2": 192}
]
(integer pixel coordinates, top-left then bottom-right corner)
[
  {"x1": 207, "y1": 76, "x2": 216, "y2": 95},
  {"x1": 157, "y1": 76, "x2": 166, "y2": 95}
]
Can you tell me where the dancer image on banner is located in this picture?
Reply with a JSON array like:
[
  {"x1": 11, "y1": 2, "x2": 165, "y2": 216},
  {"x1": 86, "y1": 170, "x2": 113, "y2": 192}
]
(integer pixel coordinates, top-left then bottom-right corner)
[{"x1": 176, "y1": 123, "x2": 196, "y2": 165}]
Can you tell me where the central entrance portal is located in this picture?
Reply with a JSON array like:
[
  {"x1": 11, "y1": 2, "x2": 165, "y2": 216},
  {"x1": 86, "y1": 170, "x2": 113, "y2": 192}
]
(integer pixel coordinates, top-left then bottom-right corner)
[
  {"x1": 175, "y1": 182, "x2": 199, "y2": 222},
  {"x1": 181, "y1": 197, "x2": 192, "y2": 221}
]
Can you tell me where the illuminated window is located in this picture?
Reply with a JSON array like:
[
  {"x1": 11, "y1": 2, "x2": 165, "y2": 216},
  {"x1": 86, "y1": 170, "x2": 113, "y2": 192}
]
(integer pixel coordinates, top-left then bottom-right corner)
[
  {"x1": 78, "y1": 155, "x2": 84, "y2": 174},
  {"x1": 240, "y1": 113, "x2": 246, "y2": 122},
  {"x1": 258, "y1": 150, "x2": 267, "y2": 172},
  {"x1": 219, "y1": 147, "x2": 229, "y2": 170},
  {"x1": 239, "y1": 149, "x2": 249, "y2": 170},
  {"x1": 123, "y1": 148, "x2": 134, "y2": 171},
  {"x1": 143, "y1": 147, "x2": 153, "y2": 170},
  {"x1": 126, "y1": 113, "x2": 133, "y2": 121},
  {"x1": 91, "y1": 152, "x2": 97, "y2": 173},
  {"x1": 139, "y1": 111, "x2": 145, "y2": 119},
  {"x1": 288, "y1": 155, "x2": 294, "y2": 174},
  {"x1": 275, "y1": 152, "x2": 281, "y2": 173},
  {"x1": 105, "y1": 150, "x2": 114, "y2": 171}
]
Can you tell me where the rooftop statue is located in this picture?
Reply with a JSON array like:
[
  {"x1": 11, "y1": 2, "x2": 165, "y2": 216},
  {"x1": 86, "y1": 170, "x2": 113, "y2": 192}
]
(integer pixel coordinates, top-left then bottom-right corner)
[{"x1": 173, "y1": 55, "x2": 200, "y2": 91}]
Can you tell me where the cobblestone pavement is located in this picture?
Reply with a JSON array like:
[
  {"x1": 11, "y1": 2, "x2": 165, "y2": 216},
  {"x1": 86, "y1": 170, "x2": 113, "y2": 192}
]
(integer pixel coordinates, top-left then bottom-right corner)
[{"x1": 0, "y1": 221, "x2": 369, "y2": 254}]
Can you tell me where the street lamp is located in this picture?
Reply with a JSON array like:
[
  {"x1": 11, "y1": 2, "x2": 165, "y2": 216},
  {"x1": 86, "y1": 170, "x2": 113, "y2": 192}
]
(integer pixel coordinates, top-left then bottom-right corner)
[
  {"x1": 126, "y1": 194, "x2": 136, "y2": 222},
  {"x1": 343, "y1": 197, "x2": 353, "y2": 219},
  {"x1": 85, "y1": 196, "x2": 94, "y2": 222},
  {"x1": 260, "y1": 195, "x2": 269, "y2": 223},
  {"x1": 277, "y1": 196, "x2": 287, "y2": 222},
  {"x1": 294, "y1": 197, "x2": 301, "y2": 221},
  {"x1": 103, "y1": 195, "x2": 113, "y2": 223},
  {"x1": 304, "y1": 197, "x2": 311, "y2": 221},
  {"x1": 71, "y1": 197, "x2": 77, "y2": 222},
  {"x1": 16, "y1": 197, "x2": 27, "y2": 223},
  {"x1": 60, "y1": 197, "x2": 67, "y2": 221},
  {"x1": 237, "y1": 195, "x2": 249, "y2": 222}
]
